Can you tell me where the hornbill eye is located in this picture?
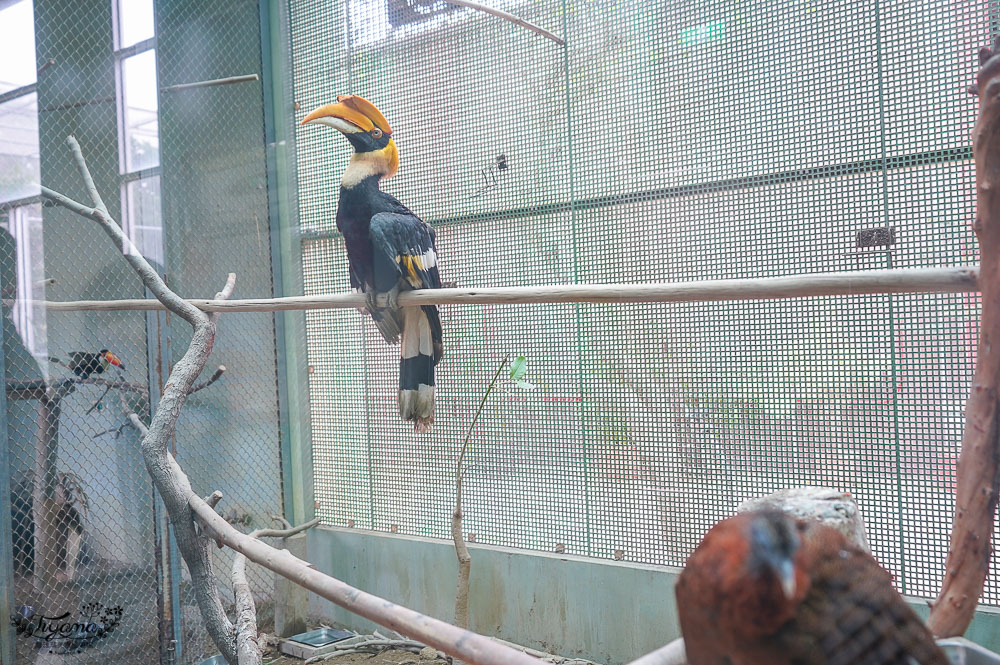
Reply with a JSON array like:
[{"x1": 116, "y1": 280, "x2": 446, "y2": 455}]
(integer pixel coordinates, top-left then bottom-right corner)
[{"x1": 370, "y1": 128, "x2": 383, "y2": 139}]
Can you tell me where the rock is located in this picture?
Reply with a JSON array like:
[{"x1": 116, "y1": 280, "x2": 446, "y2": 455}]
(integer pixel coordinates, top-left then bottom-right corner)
[
  {"x1": 737, "y1": 486, "x2": 870, "y2": 553},
  {"x1": 419, "y1": 646, "x2": 439, "y2": 660}
]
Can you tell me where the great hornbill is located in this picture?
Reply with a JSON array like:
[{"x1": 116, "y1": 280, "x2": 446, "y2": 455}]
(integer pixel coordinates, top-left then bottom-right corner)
[
  {"x1": 50, "y1": 350, "x2": 125, "y2": 379},
  {"x1": 301, "y1": 95, "x2": 443, "y2": 432}
]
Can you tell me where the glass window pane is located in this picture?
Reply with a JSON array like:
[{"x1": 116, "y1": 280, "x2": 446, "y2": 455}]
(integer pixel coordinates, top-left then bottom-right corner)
[
  {"x1": 120, "y1": 49, "x2": 159, "y2": 172},
  {"x1": 5, "y1": 203, "x2": 49, "y2": 363},
  {"x1": 0, "y1": 0, "x2": 36, "y2": 93},
  {"x1": 117, "y1": 0, "x2": 155, "y2": 49},
  {"x1": 0, "y1": 92, "x2": 40, "y2": 203},
  {"x1": 125, "y1": 176, "x2": 163, "y2": 266}
]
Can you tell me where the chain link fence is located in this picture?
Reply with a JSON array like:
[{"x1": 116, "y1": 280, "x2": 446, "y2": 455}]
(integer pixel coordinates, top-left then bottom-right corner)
[
  {"x1": 1, "y1": 0, "x2": 284, "y2": 662},
  {"x1": 292, "y1": 0, "x2": 992, "y2": 604}
]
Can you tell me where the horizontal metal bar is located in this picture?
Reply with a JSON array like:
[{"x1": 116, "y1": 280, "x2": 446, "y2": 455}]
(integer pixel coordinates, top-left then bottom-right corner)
[
  {"x1": 161, "y1": 74, "x2": 260, "y2": 93},
  {"x1": 113, "y1": 37, "x2": 156, "y2": 60},
  {"x1": 26, "y1": 266, "x2": 980, "y2": 313},
  {"x1": 0, "y1": 83, "x2": 36, "y2": 106},
  {"x1": 300, "y1": 146, "x2": 973, "y2": 242},
  {"x1": 120, "y1": 166, "x2": 162, "y2": 183},
  {"x1": 0, "y1": 194, "x2": 42, "y2": 212}
]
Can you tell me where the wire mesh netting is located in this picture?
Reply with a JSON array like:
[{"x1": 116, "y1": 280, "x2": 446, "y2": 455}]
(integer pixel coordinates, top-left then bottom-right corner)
[
  {"x1": 292, "y1": 0, "x2": 989, "y2": 602},
  {"x1": 1, "y1": 0, "x2": 284, "y2": 663}
]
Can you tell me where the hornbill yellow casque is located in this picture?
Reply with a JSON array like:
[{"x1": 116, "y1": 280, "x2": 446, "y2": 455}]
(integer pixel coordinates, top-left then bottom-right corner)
[
  {"x1": 50, "y1": 350, "x2": 125, "y2": 379},
  {"x1": 301, "y1": 95, "x2": 443, "y2": 432}
]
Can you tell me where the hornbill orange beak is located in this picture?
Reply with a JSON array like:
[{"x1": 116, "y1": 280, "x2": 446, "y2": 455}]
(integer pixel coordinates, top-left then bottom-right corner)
[
  {"x1": 300, "y1": 94, "x2": 393, "y2": 136},
  {"x1": 104, "y1": 351, "x2": 125, "y2": 370}
]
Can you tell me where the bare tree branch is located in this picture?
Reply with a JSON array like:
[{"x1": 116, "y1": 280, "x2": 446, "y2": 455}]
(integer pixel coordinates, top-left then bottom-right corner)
[
  {"x1": 42, "y1": 135, "x2": 241, "y2": 664},
  {"x1": 453, "y1": 355, "x2": 509, "y2": 630},
  {"x1": 230, "y1": 516, "x2": 322, "y2": 664},
  {"x1": 232, "y1": 553, "x2": 262, "y2": 665},
  {"x1": 249, "y1": 517, "x2": 320, "y2": 540},
  {"x1": 439, "y1": 0, "x2": 563, "y2": 45},
  {"x1": 206, "y1": 491, "x2": 224, "y2": 508},
  {"x1": 11, "y1": 266, "x2": 983, "y2": 313},
  {"x1": 190, "y1": 365, "x2": 227, "y2": 395},
  {"x1": 929, "y1": 38, "x2": 1000, "y2": 637},
  {"x1": 270, "y1": 514, "x2": 293, "y2": 530}
]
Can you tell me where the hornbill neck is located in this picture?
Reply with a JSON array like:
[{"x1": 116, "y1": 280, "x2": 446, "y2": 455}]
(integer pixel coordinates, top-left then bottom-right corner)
[
  {"x1": 337, "y1": 174, "x2": 384, "y2": 238},
  {"x1": 340, "y1": 171, "x2": 382, "y2": 194},
  {"x1": 342, "y1": 152, "x2": 390, "y2": 189}
]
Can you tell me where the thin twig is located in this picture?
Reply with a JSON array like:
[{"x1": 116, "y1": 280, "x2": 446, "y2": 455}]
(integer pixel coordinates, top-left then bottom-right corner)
[
  {"x1": 445, "y1": 0, "x2": 564, "y2": 44},
  {"x1": 453, "y1": 354, "x2": 510, "y2": 629},
  {"x1": 270, "y1": 514, "x2": 293, "y2": 530},
  {"x1": 12, "y1": 266, "x2": 983, "y2": 312},
  {"x1": 91, "y1": 421, "x2": 130, "y2": 440},
  {"x1": 190, "y1": 365, "x2": 227, "y2": 395},
  {"x1": 248, "y1": 517, "x2": 321, "y2": 540}
]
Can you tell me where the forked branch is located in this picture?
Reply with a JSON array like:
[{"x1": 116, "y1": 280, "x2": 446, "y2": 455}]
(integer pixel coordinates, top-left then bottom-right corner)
[{"x1": 42, "y1": 135, "x2": 241, "y2": 663}]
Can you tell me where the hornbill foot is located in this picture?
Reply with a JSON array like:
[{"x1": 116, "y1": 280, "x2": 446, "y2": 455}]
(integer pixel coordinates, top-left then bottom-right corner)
[
  {"x1": 384, "y1": 286, "x2": 400, "y2": 311},
  {"x1": 364, "y1": 287, "x2": 380, "y2": 312}
]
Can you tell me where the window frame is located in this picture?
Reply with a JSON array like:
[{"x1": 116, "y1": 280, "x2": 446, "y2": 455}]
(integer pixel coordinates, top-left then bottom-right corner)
[
  {"x1": 111, "y1": 0, "x2": 162, "y2": 259},
  {"x1": 0, "y1": 0, "x2": 40, "y2": 208}
]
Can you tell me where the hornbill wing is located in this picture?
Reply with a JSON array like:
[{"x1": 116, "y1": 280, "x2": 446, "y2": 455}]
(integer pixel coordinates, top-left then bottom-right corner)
[
  {"x1": 369, "y1": 212, "x2": 444, "y2": 431},
  {"x1": 368, "y1": 212, "x2": 441, "y2": 293}
]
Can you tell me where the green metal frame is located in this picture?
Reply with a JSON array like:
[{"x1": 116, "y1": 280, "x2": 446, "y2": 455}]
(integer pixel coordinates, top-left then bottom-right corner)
[
  {"x1": 260, "y1": 0, "x2": 314, "y2": 526},
  {"x1": 0, "y1": 261, "x2": 13, "y2": 665}
]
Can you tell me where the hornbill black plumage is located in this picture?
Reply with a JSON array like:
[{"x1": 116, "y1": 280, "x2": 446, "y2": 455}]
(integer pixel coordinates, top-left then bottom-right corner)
[
  {"x1": 301, "y1": 95, "x2": 443, "y2": 432},
  {"x1": 50, "y1": 349, "x2": 125, "y2": 379}
]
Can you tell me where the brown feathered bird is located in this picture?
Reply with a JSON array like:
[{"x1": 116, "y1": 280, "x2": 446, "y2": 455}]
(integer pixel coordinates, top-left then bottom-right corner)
[{"x1": 675, "y1": 510, "x2": 949, "y2": 665}]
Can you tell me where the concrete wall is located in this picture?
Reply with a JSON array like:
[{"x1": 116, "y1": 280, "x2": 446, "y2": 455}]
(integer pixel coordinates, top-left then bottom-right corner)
[{"x1": 307, "y1": 526, "x2": 1000, "y2": 664}]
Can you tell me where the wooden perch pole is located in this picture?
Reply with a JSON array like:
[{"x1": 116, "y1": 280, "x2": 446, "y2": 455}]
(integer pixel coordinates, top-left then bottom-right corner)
[
  {"x1": 41, "y1": 136, "x2": 241, "y2": 664},
  {"x1": 14, "y1": 266, "x2": 982, "y2": 312},
  {"x1": 928, "y1": 39, "x2": 1000, "y2": 637},
  {"x1": 188, "y1": 497, "x2": 543, "y2": 665}
]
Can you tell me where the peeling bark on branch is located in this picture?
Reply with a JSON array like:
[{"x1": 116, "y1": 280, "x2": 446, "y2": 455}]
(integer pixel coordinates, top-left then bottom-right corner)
[
  {"x1": 929, "y1": 39, "x2": 1000, "y2": 637},
  {"x1": 232, "y1": 554, "x2": 262, "y2": 665}
]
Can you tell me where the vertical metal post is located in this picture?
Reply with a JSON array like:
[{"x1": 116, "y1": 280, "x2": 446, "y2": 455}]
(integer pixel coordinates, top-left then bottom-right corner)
[
  {"x1": 0, "y1": 250, "x2": 14, "y2": 665},
  {"x1": 146, "y1": 306, "x2": 181, "y2": 665},
  {"x1": 260, "y1": 0, "x2": 314, "y2": 526}
]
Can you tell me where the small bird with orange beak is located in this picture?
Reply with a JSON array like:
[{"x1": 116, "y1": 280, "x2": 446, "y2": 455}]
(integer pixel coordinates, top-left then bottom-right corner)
[{"x1": 301, "y1": 95, "x2": 443, "y2": 432}]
